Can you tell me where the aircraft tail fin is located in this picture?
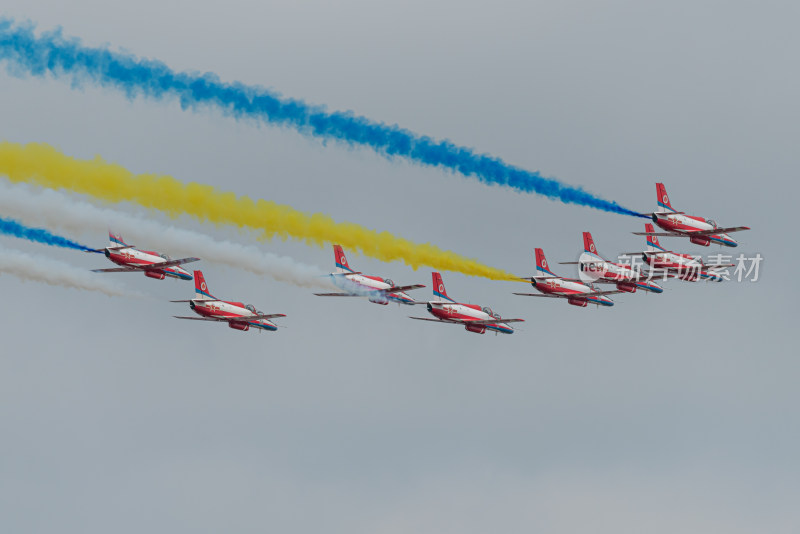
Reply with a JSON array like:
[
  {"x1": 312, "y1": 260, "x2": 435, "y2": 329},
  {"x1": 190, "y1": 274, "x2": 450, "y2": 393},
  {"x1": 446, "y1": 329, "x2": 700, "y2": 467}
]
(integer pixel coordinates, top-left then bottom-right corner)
[
  {"x1": 194, "y1": 270, "x2": 215, "y2": 300},
  {"x1": 582, "y1": 232, "x2": 603, "y2": 260},
  {"x1": 656, "y1": 182, "x2": 675, "y2": 213},
  {"x1": 645, "y1": 223, "x2": 665, "y2": 252},
  {"x1": 432, "y1": 272, "x2": 454, "y2": 302},
  {"x1": 108, "y1": 231, "x2": 127, "y2": 248},
  {"x1": 333, "y1": 245, "x2": 355, "y2": 274},
  {"x1": 535, "y1": 248, "x2": 556, "y2": 277}
]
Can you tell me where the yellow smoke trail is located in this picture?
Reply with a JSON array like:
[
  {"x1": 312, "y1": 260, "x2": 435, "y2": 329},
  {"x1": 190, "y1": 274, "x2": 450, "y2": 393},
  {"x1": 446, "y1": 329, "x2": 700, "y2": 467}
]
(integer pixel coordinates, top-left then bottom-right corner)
[{"x1": 0, "y1": 141, "x2": 518, "y2": 280}]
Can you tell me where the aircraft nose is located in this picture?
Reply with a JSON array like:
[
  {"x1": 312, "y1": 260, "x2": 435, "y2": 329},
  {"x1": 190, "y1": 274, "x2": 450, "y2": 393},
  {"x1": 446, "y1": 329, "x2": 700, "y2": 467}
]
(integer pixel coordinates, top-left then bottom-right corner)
[{"x1": 721, "y1": 234, "x2": 738, "y2": 247}]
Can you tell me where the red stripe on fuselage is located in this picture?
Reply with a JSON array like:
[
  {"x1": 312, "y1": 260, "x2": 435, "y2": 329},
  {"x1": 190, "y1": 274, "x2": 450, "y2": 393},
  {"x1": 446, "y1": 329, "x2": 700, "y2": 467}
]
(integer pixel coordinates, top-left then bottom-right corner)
[
  {"x1": 537, "y1": 282, "x2": 590, "y2": 297},
  {"x1": 193, "y1": 302, "x2": 272, "y2": 325},
  {"x1": 429, "y1": 306, "x2": 505, "y2": 328},
  {"x1": 108, "y1": 253, "x2": 149, "y2": 267},
  {"x1": 656, "y1": 215, "x2": 708, "y2": 233}
]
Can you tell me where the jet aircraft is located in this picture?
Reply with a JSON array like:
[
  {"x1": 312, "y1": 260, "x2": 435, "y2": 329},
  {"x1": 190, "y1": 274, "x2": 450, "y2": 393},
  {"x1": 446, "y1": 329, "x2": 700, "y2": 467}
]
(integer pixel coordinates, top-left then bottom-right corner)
[
  {"x1": 172, "y1": 270, "x2": 286, "y2": 332},
  {"x1": 90, "y1": 232, "x2": 198, "y2": 280},
  {"x1": 627, "y1": 224, "x2": 732, "y2": 282},
  {"x1": 514, "y1": 248, "x2": 622, "y2": 307},
  {"x1": 559, "y1": 232, "x2": 663, "y2": 293},
  {"x1": 635, "y1": 183, "x2": 750, "y2": 247},
  {"x1": 409, "y1": 272, "x2": 523, "y2": 334},
  {"x1": 314, "y1": 245, "x2": 425, "y2": 305}
]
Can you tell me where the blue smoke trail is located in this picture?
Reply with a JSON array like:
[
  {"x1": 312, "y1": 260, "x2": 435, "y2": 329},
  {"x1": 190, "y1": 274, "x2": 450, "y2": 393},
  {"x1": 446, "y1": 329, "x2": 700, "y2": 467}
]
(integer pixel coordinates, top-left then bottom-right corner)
[
  {"x1": 0, "y1": 19, "x2": 646, "y2": 218},
  {"x1": 0, "y1": 216, "x2": 99, "y2": 252}
]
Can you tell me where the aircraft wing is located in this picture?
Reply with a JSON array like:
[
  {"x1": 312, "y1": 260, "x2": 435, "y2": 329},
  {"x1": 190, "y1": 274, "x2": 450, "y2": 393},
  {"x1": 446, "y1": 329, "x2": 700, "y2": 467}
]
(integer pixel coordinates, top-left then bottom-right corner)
[
  {"x1": 245, "y1": 313, "x2": 286, "y2": 321},
  {"x1": 513, "y1": 292, "x2": 568, "y2": 298},
  {"x1": 174, "y1": 313, "x2": 285, "y2": 322},
  {"x1": 621, "y1": 251, "x2": 682, "y2": 260},
  {"x1": 594, "y1": 277, "x2": 656, "y2": 285},
  {"x1": 518, "y1": 275, "x2": 584, "y2": 283},
  {"x1": 93, "y1": 257, "x2": 200, "y2": 273},
  {"x1": 465, "y1": 318, "x2": 524, "y2": 325},
  {"x1": 634, "y1": 226, "x2": 750, "y2": 238},
  {"x1": 383, "y1": 284, "x2": 425, "y2": 293},
  {"x1": 149, "y1": 257, "x2": 201, "y2": 269},
  {"x1": 315, "y1": 284, "x2": 424, "y2": 297},
  {"x1": 632, "y1": 231, "x2": 683, "y2": 237},
  {"x1": 409, "y1": 316, "x2": 522, "y2": 326},
  {"x1": 92, "y1": 266, "x2": 144, "y2": 273},
  {"x1": 409, "y1": 316, "x2": 460, "y2": 324},
  {"x1": 513, "y1": 290, "x2": 622, "y2": 298},
  {"x1": 590, "y1": 289, "x2": 625, "y2": 296},
  {"x1": 688, "y1": 226, "x2": 751, "y2": 236}
]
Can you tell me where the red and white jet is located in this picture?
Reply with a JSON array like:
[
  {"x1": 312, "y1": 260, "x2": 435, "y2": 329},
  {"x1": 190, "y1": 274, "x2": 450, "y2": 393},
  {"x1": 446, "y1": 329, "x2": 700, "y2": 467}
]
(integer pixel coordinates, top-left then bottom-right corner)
[
  {"x1": 409, "y1": 272, "x2": 523, "y2": 334},
  {"x1": 514, "y1": 248, "x2": 622, "y2": 307},
  {"x1": 91, "y1": 232, "x2": 198, "y2": 280},
  {"x1": 635, "y1": 183, "x2": 750, "y2": 247},
  {"x1": 314, "y1": 245, "x2": 425, "y2": 305},
  {"x1": 628, "y1": 224, "x2": 731, "y2": 282},
  {"x1": 172, "y1": 270, "x2": 286, "y2": 332},
  {"x1": 559, "y1": 232, "x2": 663, "y2": 294}
]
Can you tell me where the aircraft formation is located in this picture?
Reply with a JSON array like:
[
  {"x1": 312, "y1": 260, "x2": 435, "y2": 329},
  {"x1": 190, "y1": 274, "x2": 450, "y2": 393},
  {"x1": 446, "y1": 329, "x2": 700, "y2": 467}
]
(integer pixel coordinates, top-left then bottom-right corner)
[
  {"x1": 0, "y1": 22, "x2": 752, "y2": 337},
  {"x1": 79, "y1": 183, "x2": 749, "y2": 335}
]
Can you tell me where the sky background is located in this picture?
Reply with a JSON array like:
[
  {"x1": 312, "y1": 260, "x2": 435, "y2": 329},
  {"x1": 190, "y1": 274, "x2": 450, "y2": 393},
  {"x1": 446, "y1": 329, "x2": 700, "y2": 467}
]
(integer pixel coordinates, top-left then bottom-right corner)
[{"x1": 0, "y1": 1, "x2": 797, "y2": 533}]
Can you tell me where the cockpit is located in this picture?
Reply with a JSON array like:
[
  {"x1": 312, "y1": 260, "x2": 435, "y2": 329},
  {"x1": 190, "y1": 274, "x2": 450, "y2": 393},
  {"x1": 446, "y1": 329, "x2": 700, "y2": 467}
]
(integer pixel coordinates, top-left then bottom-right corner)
[
  {"x1": 245, "y1": 304, "x2": 257, "y2": 313},
  {"x1": 383, "y1": 278, "x2": 394, "y2": 286},
  {"x1": 705, "y1": 219, "x2": 717, "y2": 228},
  {"x1": 482, "y1": 306, "x2": 501, "y2": 319},
  {"x1": 160, "y1": 254, "x2": 171, "y2": 261}
]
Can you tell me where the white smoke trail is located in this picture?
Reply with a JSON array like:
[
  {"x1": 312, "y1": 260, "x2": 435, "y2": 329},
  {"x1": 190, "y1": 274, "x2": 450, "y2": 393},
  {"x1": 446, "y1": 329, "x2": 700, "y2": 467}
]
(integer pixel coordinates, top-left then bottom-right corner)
[
  {"x1": 0, "y1": 244, "x2": 141, "y2": 297},
  {"x1": 329, "y1": 274, "x2": 392, "y2": 301},
  {"x1": 0, "y1": 182, "x2": 333, "y2": 289}
]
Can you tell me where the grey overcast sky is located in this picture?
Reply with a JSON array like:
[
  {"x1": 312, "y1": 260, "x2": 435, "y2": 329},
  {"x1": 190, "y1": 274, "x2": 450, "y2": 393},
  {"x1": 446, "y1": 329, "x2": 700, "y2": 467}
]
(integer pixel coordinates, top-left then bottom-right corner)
[{"x1": 0, "y1": 1, "x2": 797, "y2": 533}]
